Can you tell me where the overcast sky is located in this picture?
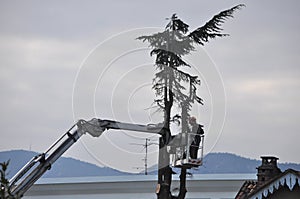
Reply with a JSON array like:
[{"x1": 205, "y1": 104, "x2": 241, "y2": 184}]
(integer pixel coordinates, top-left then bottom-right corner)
[{"x1": 1, "y1": 0, "x2": 299, "y2": 173}]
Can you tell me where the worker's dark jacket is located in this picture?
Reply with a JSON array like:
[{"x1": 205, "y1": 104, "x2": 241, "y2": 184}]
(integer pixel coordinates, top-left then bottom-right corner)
[{"x1": 190, "y1": 124, "x2": 204, "y2": 159}]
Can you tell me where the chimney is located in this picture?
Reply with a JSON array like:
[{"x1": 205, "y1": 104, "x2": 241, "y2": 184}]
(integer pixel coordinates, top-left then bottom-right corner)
[{"x1": 256, "y1": 156, "x2": 282, "y2": 186}]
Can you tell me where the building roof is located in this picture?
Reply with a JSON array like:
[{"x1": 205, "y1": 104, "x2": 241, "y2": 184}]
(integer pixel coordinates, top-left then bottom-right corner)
[
  {"x1": 236, "y1": 180, "x2": 258, "y2": 199},
  {"x1": 26, "y1": 173, "x2": 256, "y2": 197},
  {"x1": 235, "y1": 169, "x2": 300, "y2": 199}
]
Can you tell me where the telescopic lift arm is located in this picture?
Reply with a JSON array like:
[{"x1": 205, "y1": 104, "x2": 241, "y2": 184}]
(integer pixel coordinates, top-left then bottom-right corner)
[{"x1": 7, "y1": 118, "x2": 163, "y2": 198}]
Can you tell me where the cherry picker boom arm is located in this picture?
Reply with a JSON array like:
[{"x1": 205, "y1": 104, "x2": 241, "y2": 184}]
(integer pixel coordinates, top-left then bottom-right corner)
[{"x1": 7, "y1": 118, "x2": 162, "y2": 198}]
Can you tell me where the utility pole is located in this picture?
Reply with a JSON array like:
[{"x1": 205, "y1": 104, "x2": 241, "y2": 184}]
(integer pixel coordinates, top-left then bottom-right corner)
[
  {"x1": 144, "y1": 138, "x2": 149, "y2": 175},
  {"x1": 131, "y1": 138, "x2": 157, "y2": 175}
]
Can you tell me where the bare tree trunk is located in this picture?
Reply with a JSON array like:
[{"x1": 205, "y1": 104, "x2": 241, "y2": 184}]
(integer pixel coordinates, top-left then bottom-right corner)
[
  {"x1": 157, "y1": 78, "x2": 173, "y2": 199},
  {"x1": 177, "y1": 168, "x2": 187, "y2": 199},
  {"x1": 157, "y1": 136, "x2": 172, "y2": 199}
]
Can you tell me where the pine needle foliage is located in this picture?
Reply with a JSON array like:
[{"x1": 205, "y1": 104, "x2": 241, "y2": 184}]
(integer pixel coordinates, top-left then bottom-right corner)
[
  {"x1": 1, "y1": 161, "x2": 17, "y2": 199},
  {"x1": 137, "y1": 4, "x2": 244, "y2": 124}
]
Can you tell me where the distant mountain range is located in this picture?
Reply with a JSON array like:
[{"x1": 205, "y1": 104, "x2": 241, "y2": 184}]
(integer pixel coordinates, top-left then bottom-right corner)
[
  {"x1": 1, "y1": 150, "x2": 300, "y2": 178},
  {"x1": 189, "y1": 153, "x2": 300, "y2": 175},
  {"x1": 0, "y1": 150, "x2": 127, "y2": 178}
]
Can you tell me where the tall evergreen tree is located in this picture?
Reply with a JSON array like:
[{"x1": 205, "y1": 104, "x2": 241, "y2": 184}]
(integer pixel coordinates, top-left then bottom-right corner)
[{"x1": 138, "y1": 4, "x2": 244, "y2": 199}]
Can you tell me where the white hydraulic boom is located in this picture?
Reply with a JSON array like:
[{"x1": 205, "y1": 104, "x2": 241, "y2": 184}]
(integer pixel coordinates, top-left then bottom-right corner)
[{"x1": 6, "y1": 118, "x2": 163, "y2": 198}]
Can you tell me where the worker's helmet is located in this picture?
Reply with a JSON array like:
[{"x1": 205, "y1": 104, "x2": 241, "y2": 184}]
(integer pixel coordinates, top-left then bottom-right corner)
[{"x1": 189, "y1": 116, "x2": 196, "y2": 123}]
